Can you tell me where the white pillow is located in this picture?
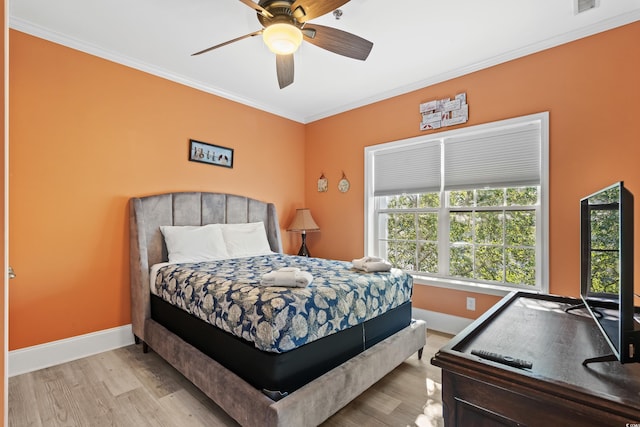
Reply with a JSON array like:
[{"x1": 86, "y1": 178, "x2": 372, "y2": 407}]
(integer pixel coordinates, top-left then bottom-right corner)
[
  {"x1": 221, "y1": 222, "x2": 273, "y2": 258},
  {"x1": 160, "y1": 224, "x2": 229, "y2": 263}
]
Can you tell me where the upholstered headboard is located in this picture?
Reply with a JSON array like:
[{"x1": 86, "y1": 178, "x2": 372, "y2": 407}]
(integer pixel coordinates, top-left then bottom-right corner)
[{"x1": 129, "y1": 192, "x2": 283, "y2": 340}]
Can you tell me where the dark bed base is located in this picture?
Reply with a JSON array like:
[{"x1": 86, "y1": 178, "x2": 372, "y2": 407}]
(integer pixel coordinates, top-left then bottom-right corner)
[{"x1": 148, "y1": 295, "x2": 412, "y2": 397}]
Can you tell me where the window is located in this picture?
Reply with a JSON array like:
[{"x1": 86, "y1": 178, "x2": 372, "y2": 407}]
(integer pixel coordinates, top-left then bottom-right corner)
[{"x1": 365, "y1": 113, "x2": 549, "y2": 293}]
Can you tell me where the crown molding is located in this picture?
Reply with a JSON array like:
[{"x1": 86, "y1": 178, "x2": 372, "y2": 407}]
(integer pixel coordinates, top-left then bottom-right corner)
[
  {"x1": 8, "y1": 17, "x2": 308, "y2": 123},
  {"x1": 305, "y1": 10, "x2": 640, "y2": 123},
  {"x1": 10, "y1": 11, "x2": 640, "y2": 124}
]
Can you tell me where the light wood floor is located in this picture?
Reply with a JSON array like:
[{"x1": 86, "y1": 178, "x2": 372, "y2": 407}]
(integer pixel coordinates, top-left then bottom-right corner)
[{"x1": 9, "y1": 330, "x2": 452, "y2": 427}]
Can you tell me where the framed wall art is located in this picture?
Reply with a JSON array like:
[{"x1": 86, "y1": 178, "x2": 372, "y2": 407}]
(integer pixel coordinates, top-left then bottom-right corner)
[
  {"x1": 189, "y1": 139, "x2": 234, "y2": 168},
  {"x1": 317, "y1": 173, "x2": 328, "y2": 192}
]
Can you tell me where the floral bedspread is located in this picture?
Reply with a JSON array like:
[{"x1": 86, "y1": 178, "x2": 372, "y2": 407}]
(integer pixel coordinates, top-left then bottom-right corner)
[{"x1": 152, "y1": 253, "x2": 413, "y2": 353}]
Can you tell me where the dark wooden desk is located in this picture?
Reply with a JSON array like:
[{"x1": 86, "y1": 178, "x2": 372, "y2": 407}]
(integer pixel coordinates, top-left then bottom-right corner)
[{"x1": 431, "y1": 292, "x2": 640, "y2": 427}]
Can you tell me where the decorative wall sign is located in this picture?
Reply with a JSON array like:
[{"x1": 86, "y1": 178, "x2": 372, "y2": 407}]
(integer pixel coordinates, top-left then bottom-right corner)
[
  {"x1": 420, "y1": 92, "x2": 469, "y2": 131},
  {"x1": 189, "y1": 139, "x2": 234, "y2": 168},
  {"x1": 338, "y1": 172, "x2": 350, "y2": 193},
  {"x1": 317, "y1": 173, "x2": 328, "y2": 192}
]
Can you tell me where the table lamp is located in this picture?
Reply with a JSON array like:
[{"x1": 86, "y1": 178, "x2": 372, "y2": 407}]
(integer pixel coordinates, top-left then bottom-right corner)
[{"x1": 287, "y1": 208, "x2": 320, "y2": 257}]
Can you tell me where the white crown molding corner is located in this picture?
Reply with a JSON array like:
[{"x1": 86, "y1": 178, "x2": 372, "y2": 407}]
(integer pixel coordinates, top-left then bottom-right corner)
[{"x1": 8, "y1": 324, "x2": 135, "y2": 377}]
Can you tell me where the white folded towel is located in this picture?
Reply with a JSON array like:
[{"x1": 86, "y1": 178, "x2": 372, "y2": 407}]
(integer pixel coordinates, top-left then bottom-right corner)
[
  {"x1": 352, "y1": 256, "x2": 392, "y2": 272},
  {"x1": 352, "y1": 256, "x2": 383, "y2": 270},
  {"x1": 260, "y1": 267, "x2": 313, "y2": 287},
  {"x1": 362, "y1": 261, "x2": 393, "y2": 272}
]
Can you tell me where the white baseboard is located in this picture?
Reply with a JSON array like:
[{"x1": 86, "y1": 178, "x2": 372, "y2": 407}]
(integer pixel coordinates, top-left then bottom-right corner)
[
  {"x1": 7, "y1": 310, "x2": 470, "y2": 377},
  {"x1": 9, "y1": 324, "x2": 135, "y2": 377},
  {"x1": 412, "y1": 308, "x2": 474, "y2": 336}
]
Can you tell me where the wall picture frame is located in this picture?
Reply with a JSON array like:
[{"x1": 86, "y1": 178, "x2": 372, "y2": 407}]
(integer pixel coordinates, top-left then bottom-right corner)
[
  {"x1": 189, "y1": 139, "x2": 234, "y2": 168},
  {"x1": 317, "y1": 173, "x2": 328, "y2": 192}
]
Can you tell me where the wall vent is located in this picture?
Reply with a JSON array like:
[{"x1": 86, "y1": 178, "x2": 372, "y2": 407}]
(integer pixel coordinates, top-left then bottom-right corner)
[{"x1": 575, "y1": 0, "x2": 599, "y2": 14}]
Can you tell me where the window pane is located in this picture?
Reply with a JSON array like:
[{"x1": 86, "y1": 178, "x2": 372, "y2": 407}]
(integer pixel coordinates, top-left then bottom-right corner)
[
  {"x1": 475, "y1": 211, "x2": 504, "y2": 245},
  {"x1": 449, "y1": 190, "x2": 474, "y2": 207},
  {"x1": 418, "y1": 192, "x2": 440, "y2": 208},
  {"x1": 506, "y1": 211, "x2": 536, "y2": 246},
  {"x1": 368, "y1": 114, "x2": 546, "y2": 291},
  {"x1": 387, "y1": 194, "x2": 417, "y2": 209},
  {"x1": 418, "y1": 213, "x2": 438, "y2": 241},
  {"x1": 589, "y1": 205, "x2": 619, "y2": 293},
  {"x1": 506, "y1": 248, "x2": 536, "y2": 286},
  {"x1": 590, "y1": 251, "x2": 619, "y2": 293},
  {"x1": 388, "y1": 241, "x2": 416, "y2": 271},
  {"x1": 591, "y1": 209, "x2": 619, "y2": 249},
  {"x1": 417, "y1": 242, "x2": 438, "y2": 273},
  {"x1": 476, "y1": 245, "x2": 504, "y2": 282},
  {"x1": 507, "y1": 187, "x2": 538, "y2": 206},
  {"x1": 387, "y1": 213, "x2": 416, "y2": 240},
  {"x1": 450, "y1": 212, "x2": 473, "y2": 243},
  {"x1": 477, "y1": 189, "x2": 504, "y2": 207},
  {"x1": 450, "y1": 244, "x2": 473, "y2": 278}
]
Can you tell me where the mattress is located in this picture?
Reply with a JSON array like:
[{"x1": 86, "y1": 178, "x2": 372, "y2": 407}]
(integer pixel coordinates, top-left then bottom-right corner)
[{"x1": 151, "y1": 253, "x2": 414, "y2": 353}]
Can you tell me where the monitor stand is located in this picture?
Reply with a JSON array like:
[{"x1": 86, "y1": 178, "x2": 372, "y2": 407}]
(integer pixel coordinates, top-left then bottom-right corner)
[
  {"x1": 582, "y1": 354, "x2": 617, "y2": 366},
  {"x1": 565, "y1": 302, "x2": 604, "y2": 318},
  {"x1": 564, "y1": 303, "x2": 584, "y2": 313}
]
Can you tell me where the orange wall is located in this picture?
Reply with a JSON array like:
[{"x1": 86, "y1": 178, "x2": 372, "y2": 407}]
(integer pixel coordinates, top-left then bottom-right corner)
[
  {"x1": 8, "y1": 30, "x2": 305, "y2": 350},
  {"x1": 8, "y1": 22, "x2": 640, "y2": 350},
  {"x1": 304, "y1": 21, "x2": 640, "y2": 319}
]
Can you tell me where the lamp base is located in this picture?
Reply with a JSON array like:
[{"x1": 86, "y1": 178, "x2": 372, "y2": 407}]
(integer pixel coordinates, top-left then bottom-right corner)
[{"x1": 298, "y1": 233, "x2": 311, "y2": 257}]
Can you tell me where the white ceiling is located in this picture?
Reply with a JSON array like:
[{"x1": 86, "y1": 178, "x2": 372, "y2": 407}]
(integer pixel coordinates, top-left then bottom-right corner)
[{"x1": 9, "y1": 0, "x2": 640, "y2": 123}]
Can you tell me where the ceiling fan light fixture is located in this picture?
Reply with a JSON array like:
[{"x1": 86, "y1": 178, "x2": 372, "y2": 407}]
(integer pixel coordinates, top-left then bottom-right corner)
[{"x1": 263, "y1": 23, "x2": 303, "y2": 55}]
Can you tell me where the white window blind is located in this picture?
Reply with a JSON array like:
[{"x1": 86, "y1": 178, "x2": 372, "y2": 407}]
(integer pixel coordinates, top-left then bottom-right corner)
[
  {"x1": 443, "y1": 122, "x2": 541, "y2": 190},
  {"x1": 364, "y1": 112, "x2": 549, "y2": 294},
  {"x1": 373, "y1": 141, "x2": 441, "y2": 196}
]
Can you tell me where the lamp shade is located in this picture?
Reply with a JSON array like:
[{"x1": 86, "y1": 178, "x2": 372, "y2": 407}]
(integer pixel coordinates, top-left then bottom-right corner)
[
  {"x1": 262, "y1": 23, "x2": 303, "y2": 55},
  {"x1": 287, "y1": 208, "x2": 320, "y2": 232}
]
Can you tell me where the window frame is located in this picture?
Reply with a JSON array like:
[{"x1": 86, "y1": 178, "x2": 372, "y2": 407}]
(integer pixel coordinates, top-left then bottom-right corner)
[{"x1": 364, "y1": 112, "x2": 549, "y2": 295}]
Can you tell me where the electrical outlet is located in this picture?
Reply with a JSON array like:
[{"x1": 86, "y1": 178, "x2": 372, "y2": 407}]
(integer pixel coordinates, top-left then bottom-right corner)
[{"x1": 466, "y1": 297, "x2": 476, "y2": 311}]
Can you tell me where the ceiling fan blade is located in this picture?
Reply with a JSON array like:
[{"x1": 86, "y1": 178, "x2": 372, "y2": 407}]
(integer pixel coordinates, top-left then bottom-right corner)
[
  {"x1": 191, "y1": 30, "x2": 263, "y2": 56},
  {"x1": 238, "y1": 0, "x2": 273, "y2": 18},
  {"x1": 276, "y1": 54, "x2": 294, "y2": 89},
  {"x1": 290, "y1": 0, "x2": 350, "y2": 23},
  {"x1": 303, "y1": 24, "x2": 373, "y2": 60}
]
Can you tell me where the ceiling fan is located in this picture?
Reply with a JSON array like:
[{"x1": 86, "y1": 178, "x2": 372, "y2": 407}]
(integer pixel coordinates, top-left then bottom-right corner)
[{"x1": 192, "y1": 0, "x2": 374, "y2": 89}]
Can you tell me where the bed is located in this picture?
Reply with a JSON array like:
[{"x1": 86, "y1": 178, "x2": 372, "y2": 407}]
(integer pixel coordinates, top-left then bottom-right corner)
[{"x1": 130, "y1": 191, "x2": 427, "y2": 426}]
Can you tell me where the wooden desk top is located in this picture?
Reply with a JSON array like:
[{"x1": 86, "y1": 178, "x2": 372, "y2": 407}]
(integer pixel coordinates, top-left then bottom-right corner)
[{"x1": 432, "y1": 292, "x2": 640, "y2": 419}]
